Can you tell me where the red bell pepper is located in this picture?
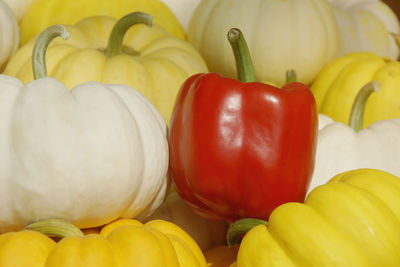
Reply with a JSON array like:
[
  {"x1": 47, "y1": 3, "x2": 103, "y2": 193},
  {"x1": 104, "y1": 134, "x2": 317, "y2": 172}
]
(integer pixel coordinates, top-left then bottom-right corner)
[{"x1": 169, "y1": 28, "x2": 318, "y2": 222}]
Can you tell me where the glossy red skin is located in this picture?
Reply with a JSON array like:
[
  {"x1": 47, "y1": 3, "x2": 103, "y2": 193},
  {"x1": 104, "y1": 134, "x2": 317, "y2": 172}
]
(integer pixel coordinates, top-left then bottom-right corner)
[{"x1": 169, "y1": 73, "x2": 318, "y2": 222}]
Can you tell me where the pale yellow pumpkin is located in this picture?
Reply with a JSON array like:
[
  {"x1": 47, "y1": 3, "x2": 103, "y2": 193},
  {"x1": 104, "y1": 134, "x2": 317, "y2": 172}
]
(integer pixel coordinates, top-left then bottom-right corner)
[
  {"x1": 5, "y1": 12, "x2": 208, "y2": 124},
  {"x1": 19, "y1": 0, "x2": 185, "y2": 45},
  {"x1": 188, "y1": 0, "x2": 339, "y2": 86},
  {"x1": 0, "y1": 0, "x2": 19, "y2": 71},
  {"x1": 3, "y1": 0, "x2": 35, "y2": 20},
  {"x1": 328, "y1": 0, "x2": 400, "y2": 60},
  {"x1": 160, "y1": 0, "x2": 201, "y2": 31}
]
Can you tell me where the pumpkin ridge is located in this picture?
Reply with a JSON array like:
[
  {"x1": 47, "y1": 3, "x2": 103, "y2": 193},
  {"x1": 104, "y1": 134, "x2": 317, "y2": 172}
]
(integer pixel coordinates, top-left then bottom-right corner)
[
  {"x1": 46, "y1": 45, "x2": 81, "y2": 80},
  {"x1": 105, "y1": 84, "x2": 169, "y2": 219}
]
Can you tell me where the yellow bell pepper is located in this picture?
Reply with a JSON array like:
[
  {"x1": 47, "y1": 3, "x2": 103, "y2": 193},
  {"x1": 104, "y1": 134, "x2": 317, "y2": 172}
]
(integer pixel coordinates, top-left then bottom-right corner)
[
  {"x1": 228, "y1": 169, "x2": 400, "y2": 267},
  {"x1": 0, "y1": 218, "x2": 208, "y2": 267},
  {"x1": 310, "y1": 52, "x2": 400, "y2": 128},
  {"x1": 19, "y1": 0, "x2": 185, "y2": 45}
]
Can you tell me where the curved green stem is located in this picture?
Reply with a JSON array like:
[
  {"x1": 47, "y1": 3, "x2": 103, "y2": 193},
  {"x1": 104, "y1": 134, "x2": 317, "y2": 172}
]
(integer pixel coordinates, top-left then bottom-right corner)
[
  {"x1": 25, "y1": 219, "x2": 85, "y2": 238},
  {"x1": 105, "y1": 12, "x2": 153, "y2": 57},
  {"x1": 32, "y1": 25, "x2": 70, "y2": 80},
  {"x1": 227, "y1": 218, "x2": 268, "y2": 247},
  {"x1": 286, "y1": 69, "x2": 297, "y2": 83},
  {"x1": 227, "y1": 28, "x2": 256, "y2": 83},
  {"x1": 348, "y1": 81, "x2": 380, "y2": 132}
]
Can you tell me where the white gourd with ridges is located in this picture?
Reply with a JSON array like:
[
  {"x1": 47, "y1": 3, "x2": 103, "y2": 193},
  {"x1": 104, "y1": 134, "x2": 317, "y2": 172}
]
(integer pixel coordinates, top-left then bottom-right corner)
[
  {"x1": 188, "y1": 0, "x2": 339, "y2": 86},
  {"x1": 0, "y1": 0, "x2": 19, "y2": 71},
  {"x1": 0, "y1": 74, "x2": 170, "y2": 233},
  {"x1": 309, "y1": 114, "x2": 400, "y2": 194},
  {"x1": 0, "y1": 23, "x2": 170, "y2": 232},
  {"x1": 309, "y1": 82, "x2": 400, "y2": 194}
]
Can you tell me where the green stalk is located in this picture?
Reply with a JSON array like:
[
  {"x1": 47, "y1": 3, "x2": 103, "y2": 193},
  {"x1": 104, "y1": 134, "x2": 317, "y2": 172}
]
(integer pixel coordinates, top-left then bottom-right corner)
[
  {"x1": 286, "y1": 69, "x2": 297, "y2": 83},
  {"x1": 25, "y1": 219, "x2": 85, "y2": 238},
  {"x1": 104, "y1": 12, "x2": 153, "y2": 57},
  {"x1": 227, "y1": 28, "x2": 256, "y2": 83},
  {"x1": 348, "y1": 81, "x2": 380, "y2": 132},
  {"x1": 227, "y1": 218, "x2": 268, "y2": 247},
  {"x1": 32, "y1": 25, "x2": 70, "y2": 80}
]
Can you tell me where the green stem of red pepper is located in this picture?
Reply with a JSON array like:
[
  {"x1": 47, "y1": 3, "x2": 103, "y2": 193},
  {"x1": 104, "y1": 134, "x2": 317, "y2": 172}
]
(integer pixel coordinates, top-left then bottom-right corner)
[
  {"x1": 32, "y1": 25, "x2": 70, "y2": 80},
  {"x1": 228, "y1": 28, "x2": 256, "y2": 83},
  {"x1": 348, "y1": 81, "x2": 380, "y2": 132},
  {"x1": 105, "y1": 12, "x2": 153, "y2": 57},
  {"x1": 26, "y1": 219, "x2": 85, "y2": 238},
  {"x1": 227, "y1": 218, "x2": 268, "y2": 247}
]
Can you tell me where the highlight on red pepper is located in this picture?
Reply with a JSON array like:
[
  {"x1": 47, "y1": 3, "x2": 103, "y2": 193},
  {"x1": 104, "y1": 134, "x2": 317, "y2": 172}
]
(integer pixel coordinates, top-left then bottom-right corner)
[{"x1": 168, "y1": 28, "x2": 318, "y2": 222}]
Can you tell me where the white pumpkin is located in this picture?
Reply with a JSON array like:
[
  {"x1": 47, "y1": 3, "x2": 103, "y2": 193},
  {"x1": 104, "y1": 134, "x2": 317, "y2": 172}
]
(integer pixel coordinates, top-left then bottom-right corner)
[
  {"x1": 3, "y1": 0, "x2": 35, "y2": 20},
  {"x1": 0, "y1": 0, "x2": 19, "y2": 71},
  {"x1": 309, "y1": 82, "x2": 400, "y2": 193},
  {"x1": 160, "y1": 0, "x2": 201, "y2": 31},
  {"x1": 0, "y1": 25, "x2": 169, "y2": 233},
  {"x1": 145, "y1": 188, "x2": 228, "y2": 251},
  {"x1": 187, "y1": 0, "x2": 339, "y2": 86},
  {"x1": 310, "y1": 114, "x2": 400, "y2": 193},
  {"x1": 328, "y1": 0, "x2": 400, "y2": 60}
]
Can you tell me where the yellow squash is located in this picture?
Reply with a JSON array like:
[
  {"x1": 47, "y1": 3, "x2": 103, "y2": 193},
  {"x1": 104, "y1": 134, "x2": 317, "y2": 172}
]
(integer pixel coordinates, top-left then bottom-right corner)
[
  {"x1": 310, "y1": 52, "x2": 400, "y2": 128},
  {"x1": 0, "y1": 230, "x2": 55, "y2": 266},
  {"x1": 5, "y1": 12, "x2": 207, "y2": 124},
  {"x1": 0, "y1": 219, "x2": 208, "y2": 267},
  {"x1": 19, "y1": 0, "x2": 185, "y2": 45},
  {"x1": 230, "y1": 169, "x2": 400, "y2": 267}
]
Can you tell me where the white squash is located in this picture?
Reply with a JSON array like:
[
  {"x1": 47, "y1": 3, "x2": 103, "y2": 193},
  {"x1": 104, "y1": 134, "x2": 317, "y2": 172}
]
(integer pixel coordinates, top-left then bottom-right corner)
[
  {"x1": 309, "y1": 82, "x2": 400, "y2": 193},
  {"x1": 160, "y1": 0, "x2": 201, "y2": 31},
  {"x1": 0, "y1": 0, "x2": 19, "y2": 71},
  {"x1": 328, "y1": 0, "x2": 400, "y2": 60},
  {"x1": 144, "y1": 188, "x2": 228, "y2": 251},
  {"x1": 3, "y1": 0, "x2": 35, "y2": 20},
  {"x1": 187, "y1": 0, "x2": 339, "y2": 86},
  {"x1": 0, "y1": 25, "x2": 169, "y2": 233}
]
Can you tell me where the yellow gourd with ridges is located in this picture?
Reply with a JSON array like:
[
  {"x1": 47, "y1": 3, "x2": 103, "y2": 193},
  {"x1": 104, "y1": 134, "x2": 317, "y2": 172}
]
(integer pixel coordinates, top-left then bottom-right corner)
[
  {"x1": 230, "y1": 169, "x2": 400, "y2": 266},
  {"x1": 311, "y1": 52, "x2": 400, "y2": 128},
  {"x1": 0, "y1": 230, "x2": 55, "y2": 266},
  {"x1": 0, "y1": 218, "x2": 208, "y2": 266}
]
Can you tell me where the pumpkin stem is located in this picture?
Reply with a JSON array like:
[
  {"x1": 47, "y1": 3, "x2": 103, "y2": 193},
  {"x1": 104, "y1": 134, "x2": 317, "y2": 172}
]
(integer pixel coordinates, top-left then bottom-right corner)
[
  {"x1": 286, "y1": 69, "x2": 297, "y2": 83},
  {"x1": 25, "y1": 219, "x2": 85, "y2": 238},
  {"x1": 105, "y1": 12, "x2": 153, "y2": 58},
  {"x1": 32, "y1": 25, "x2": 70, "y2": 80},
  {"x1": 227, "y1": 218, "x2": 268, "y2": 247},
  {"x1": 227, "y1": 28, "x2": 256, "y2": 83},
  {"x1": 348, "y1": 81, "x2": 380, "y2": 132}
]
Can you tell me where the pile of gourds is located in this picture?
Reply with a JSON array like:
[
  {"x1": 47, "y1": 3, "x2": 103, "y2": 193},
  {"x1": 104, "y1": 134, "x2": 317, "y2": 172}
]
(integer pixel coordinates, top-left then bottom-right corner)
[{"x1": 0, "y1": 0, "x2": 400, "y2": 266}]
